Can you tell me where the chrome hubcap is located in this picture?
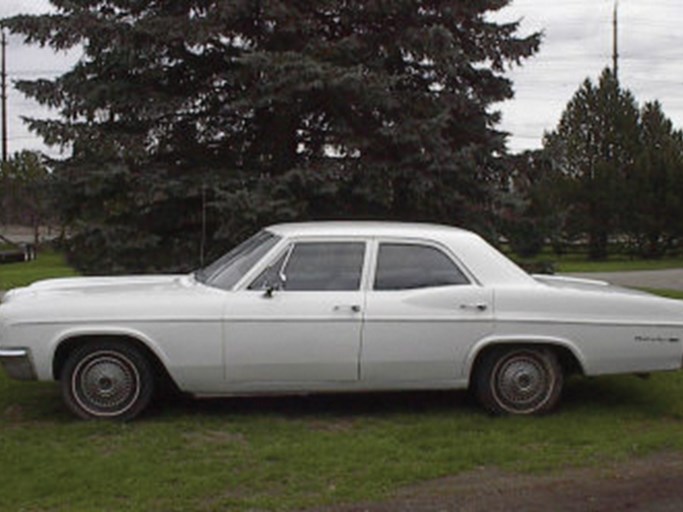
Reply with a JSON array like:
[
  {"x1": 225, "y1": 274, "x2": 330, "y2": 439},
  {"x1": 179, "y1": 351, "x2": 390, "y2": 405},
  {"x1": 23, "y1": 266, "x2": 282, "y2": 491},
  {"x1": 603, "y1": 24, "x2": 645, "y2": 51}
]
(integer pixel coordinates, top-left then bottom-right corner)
[
  {"x1": 72, "y1": 351, "x2": 140, "y2": 417},
  {"x1": 494, "y1": 353, "x2": 552, "y2": 413}
]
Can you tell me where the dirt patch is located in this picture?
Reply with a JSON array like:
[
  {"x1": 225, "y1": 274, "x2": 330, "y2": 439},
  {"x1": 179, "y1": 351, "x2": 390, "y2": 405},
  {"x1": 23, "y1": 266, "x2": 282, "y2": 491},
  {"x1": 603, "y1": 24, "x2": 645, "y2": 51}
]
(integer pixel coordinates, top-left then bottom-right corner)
[
  {"x1": 307, "y1": 452, "x2": 683, "y2": 512},
  {"x1": 307, "y1": 418, "x2": 357, "y2": 433},
  {"x1": 183, "y1": 429, "x2": 248, "y2": 448}
]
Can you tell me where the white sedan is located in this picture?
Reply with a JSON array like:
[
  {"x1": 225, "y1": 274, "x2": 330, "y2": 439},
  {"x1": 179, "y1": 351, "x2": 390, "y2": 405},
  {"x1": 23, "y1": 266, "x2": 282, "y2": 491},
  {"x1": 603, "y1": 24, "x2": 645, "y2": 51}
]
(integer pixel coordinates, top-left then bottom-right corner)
[{"x1": 1, "y1": 222, "x2": 682, "y2": 420}]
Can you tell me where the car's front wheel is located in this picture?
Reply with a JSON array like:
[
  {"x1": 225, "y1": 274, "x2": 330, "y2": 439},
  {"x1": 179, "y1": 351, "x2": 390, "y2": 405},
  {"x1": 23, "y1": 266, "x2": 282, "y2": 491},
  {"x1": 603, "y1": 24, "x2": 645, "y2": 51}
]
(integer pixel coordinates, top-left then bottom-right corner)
[
  {"x1": 474, "y1": 346, "x2": 564, "y2": 415},
  {"x1": 61, "y1": 341, "x2": 155, "y2": 421}
]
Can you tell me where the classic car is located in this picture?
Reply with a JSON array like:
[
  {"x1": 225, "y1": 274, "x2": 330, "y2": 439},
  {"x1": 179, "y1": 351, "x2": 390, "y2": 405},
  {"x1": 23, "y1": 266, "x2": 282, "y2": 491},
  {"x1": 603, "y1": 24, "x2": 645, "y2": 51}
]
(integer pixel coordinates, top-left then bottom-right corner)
[{"x1": 1, "y1": 222, "x2": 682, "y2": 420}]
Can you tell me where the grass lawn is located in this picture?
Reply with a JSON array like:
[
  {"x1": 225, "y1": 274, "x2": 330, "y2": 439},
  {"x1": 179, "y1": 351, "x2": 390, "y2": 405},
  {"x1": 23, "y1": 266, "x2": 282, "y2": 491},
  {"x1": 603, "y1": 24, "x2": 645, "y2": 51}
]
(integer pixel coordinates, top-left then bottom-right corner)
[
  {"x1": 0, "y1": 250, "x2": 79, "y2": 290},
  {"x1": 3, "y1": 256, "x2": 683, "y2": 510},
  {"x1": 510, "y1": 251, "x2": 683, "y2": 273},
  {"x1": 505, "y1": 245, "x2": 683, "y2": 273},
  {"x1": 556, "y1": 257, "x2": 683, "y2": 273},
  {"x1": 3, "y1": 369, "x2": 683, "y2": 511},
  {"x1": 638, "y1": 288, "x2": 683, "y2": 300}
]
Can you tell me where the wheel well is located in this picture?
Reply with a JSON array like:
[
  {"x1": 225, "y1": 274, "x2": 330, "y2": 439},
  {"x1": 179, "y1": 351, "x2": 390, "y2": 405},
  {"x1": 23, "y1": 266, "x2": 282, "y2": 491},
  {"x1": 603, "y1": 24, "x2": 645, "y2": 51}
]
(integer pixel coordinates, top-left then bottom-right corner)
[
  {"x1": 470, "y1": 342, "x2": 584, "y2": 381},
  {"x1": 52, "y1": 335, "x2": 178, "y2": 392}
]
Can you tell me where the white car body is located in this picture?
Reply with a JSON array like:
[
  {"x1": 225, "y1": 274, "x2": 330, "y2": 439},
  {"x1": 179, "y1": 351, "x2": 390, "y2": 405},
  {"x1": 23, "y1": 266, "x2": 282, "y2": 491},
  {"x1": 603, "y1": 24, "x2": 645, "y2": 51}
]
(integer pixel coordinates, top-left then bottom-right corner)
[{"x1": 1, "y1": 222, "x2": 682, "y2": 418}]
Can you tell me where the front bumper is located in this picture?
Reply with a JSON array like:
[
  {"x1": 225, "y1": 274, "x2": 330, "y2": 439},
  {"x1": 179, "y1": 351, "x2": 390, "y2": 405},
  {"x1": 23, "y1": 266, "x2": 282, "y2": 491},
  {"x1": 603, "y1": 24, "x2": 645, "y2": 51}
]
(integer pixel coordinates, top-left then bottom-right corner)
[{"x1": 0, "y1": 348, "x2": 37, "y2": 381}]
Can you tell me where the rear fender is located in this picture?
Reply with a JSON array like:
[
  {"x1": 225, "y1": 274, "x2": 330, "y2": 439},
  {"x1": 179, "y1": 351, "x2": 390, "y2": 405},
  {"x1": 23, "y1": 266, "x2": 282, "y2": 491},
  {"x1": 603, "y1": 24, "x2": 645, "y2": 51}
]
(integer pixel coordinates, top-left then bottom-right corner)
[{"x1": 463, "y1": 335, "x2": 587, "y2": 380}]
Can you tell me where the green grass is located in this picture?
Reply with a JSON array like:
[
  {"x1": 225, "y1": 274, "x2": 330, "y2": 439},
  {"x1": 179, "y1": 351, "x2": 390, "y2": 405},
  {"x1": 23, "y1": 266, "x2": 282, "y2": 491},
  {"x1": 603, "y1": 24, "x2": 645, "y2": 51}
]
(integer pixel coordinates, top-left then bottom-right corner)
[
  {"x1": 3, "y1": 372, "x2": 683, "y2": 511},
  {"x1": 0, "y1": 250, "x2": 79, "y2": 290},
  {"x1": 507, "y1": 247, "x2": 683, "y2": 273},
  {"x1": 556, "y1": 257, "x2": 683, "y2": 273},
  {"x1": 637, "y1": 288, "x2": 683, "y2": 300}
]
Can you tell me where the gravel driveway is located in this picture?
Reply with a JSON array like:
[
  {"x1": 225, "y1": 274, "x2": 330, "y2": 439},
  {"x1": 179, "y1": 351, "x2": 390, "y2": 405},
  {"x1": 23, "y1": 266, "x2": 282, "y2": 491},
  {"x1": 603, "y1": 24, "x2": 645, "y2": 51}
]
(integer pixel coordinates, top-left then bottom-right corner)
[{"x1": 308, "y1": 452, "x2": 683, "y2": 512}]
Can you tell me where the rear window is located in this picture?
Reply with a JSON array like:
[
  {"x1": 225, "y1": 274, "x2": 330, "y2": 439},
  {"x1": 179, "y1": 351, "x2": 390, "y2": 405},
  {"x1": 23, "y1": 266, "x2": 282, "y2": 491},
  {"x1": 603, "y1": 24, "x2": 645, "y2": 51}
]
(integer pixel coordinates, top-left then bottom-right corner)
[{"x1": 374, "y1": 243, "x2": 469, "y2": 290}]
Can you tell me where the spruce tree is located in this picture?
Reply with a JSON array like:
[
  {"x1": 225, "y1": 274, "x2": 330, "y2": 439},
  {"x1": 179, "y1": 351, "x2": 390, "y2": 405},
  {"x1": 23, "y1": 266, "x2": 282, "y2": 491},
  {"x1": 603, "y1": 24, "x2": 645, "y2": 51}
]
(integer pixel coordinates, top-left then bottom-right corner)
[
  {"x1": 3, "y1": 1, "x2": 539, "y2": 272},
  {"x1": 624, "y1": 101, "x2": 683, "y2": 257},
  {"x1": 544, "y1": 69, "x2": 641, "y2": 260}
]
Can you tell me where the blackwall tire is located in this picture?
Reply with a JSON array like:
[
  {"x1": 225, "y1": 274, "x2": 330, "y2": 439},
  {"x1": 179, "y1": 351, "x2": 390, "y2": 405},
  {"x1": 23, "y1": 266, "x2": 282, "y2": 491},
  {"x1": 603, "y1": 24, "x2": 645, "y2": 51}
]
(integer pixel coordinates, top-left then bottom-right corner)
[
  {"x1": 475, "y1": 346, "x2": 564, "y2": 416},
  {"x1": 60, "y1": 341, "x2": 155, "y2": 421}
]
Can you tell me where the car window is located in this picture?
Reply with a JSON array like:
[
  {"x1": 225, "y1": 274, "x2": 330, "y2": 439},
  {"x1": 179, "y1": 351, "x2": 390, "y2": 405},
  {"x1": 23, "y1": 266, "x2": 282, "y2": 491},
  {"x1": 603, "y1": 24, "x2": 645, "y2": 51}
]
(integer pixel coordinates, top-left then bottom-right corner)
[
  {"x1": 249, "y1": 250, "x2": 289, "y2": 291},
  {"x1": 250, "y1": 242, "x2": 366, "y2": 291},
  {"x1": 197, "y1": 230, "x2": 281, "y2": 290},
  {"x1": 374, "y1": 243, "x2": 469, "y2": 290}
]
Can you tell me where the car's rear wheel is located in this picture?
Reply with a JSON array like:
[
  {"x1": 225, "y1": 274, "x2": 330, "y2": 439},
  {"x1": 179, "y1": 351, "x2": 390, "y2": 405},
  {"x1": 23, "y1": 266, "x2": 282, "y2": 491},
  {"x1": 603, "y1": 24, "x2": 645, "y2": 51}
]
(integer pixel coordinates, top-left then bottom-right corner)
[
  {"x1": 61, "y1": 341, "x2": 155, "y2": 421},
  {"x1": 474, "y1": 346, "x2": 564, "y2": 415}
]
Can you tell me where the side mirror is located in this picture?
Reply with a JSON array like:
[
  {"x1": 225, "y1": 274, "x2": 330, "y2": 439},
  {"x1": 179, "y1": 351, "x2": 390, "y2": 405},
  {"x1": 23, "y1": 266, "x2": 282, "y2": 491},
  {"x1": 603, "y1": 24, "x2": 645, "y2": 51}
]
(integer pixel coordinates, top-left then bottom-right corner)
[
  {"x1": 262, "y1": 275, "x2": 285, "y2": 299},
  {"x1": 261, "y1": 263, "x2": 287, "y2": 299}
]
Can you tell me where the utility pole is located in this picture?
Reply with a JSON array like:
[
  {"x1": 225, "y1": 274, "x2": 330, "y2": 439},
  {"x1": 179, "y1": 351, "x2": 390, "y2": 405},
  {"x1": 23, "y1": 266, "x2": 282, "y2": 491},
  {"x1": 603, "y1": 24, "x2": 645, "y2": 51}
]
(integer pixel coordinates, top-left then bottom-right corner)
[
  {"x1": 1, "y1": 31, "x2": 7, "y2": 163},
  {"x1": 612, "y1": 0, "x2": 619, "y2": 81}
]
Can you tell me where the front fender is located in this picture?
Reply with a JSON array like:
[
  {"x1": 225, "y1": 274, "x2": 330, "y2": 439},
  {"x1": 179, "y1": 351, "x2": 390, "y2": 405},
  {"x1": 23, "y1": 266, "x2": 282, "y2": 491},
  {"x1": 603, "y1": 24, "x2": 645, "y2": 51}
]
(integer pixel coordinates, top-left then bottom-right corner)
[{"x1": 48, "y1": 325, "x2": 171, "y2": 380}]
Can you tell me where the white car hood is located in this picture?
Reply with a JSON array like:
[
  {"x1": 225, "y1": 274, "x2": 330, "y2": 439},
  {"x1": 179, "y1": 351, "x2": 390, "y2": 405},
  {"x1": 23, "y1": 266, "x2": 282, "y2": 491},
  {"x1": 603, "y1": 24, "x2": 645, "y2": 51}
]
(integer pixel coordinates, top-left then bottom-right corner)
[{"x1": 3, "y1": 274, "x2": 191, "y2": 302}]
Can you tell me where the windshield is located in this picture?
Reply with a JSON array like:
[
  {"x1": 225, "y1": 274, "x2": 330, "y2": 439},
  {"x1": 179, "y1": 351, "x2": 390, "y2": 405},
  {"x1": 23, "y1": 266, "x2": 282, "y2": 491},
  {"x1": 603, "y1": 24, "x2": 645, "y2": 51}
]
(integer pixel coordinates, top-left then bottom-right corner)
[{"x1": 195, "y1": 230, "x2": 281, "y2": 290}]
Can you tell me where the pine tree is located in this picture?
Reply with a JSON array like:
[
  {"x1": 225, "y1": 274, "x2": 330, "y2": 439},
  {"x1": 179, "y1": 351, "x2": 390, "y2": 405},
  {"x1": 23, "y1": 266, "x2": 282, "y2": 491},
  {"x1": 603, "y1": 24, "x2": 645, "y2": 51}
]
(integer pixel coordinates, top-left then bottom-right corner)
[
  {"x1": 3, "y1": 1, "x2": 539, "y2": 272},
  {"x1": 496, "y1": 149, "x2": 569, "y2": 260},
  {"x1": 544, "y1": 69, "x2": 641, "y2": 260},
  {"x1": 624, "y1": 101, "x2": 683, "y2": 257}
]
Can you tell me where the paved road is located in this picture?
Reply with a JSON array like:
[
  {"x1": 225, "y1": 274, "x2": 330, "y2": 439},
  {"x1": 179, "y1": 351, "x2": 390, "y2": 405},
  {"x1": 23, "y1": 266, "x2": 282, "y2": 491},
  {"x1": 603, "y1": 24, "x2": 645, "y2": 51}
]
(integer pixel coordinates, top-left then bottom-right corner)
[
  {"x1": 564, "y1": 269, "x2": 683, "y2": 291},
  {"x1": 0, "y1": 225, "x2": 57, "y2": 245}
]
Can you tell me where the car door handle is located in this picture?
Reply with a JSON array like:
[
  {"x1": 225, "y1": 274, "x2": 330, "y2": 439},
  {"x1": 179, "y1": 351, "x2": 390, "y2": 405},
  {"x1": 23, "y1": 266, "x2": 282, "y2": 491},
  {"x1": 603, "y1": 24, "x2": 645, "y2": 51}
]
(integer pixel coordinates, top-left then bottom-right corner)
[
  {"x1": 460, "y1": 303, "x2": 488, "y2": 312},
  {"x1": 333, "y1": 304, "x2": 362, "y2": 313}
]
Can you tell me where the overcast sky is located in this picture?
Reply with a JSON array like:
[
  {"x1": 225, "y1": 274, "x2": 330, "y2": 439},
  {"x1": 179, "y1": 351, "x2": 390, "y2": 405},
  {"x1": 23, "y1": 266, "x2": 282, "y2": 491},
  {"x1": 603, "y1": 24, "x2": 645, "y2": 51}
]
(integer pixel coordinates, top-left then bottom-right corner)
[
  {"x1": 496, "y1": 0, "x2": 683, "y2": 152},
  {"x1": 0, "y1": 0, "x2": 681, "y2": 157}
]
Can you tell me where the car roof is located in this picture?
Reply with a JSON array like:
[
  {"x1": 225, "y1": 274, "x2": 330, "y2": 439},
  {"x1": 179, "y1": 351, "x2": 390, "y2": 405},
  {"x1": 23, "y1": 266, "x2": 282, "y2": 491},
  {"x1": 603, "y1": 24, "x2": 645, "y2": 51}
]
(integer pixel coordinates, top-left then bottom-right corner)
[
  {"x1": 265, "y1": 221, "x2": 534, "y2": 287},
  {"x1": 265, "y1": 221, "x2": 473, "y2": 239}
]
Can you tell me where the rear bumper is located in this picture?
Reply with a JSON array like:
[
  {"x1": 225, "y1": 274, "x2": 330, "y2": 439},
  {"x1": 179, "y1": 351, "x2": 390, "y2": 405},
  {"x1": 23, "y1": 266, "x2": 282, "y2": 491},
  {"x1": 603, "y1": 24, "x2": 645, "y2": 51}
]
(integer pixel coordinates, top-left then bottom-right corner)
[{"x1": 0, "y1": 348, "x2": 37, "y2": 381}]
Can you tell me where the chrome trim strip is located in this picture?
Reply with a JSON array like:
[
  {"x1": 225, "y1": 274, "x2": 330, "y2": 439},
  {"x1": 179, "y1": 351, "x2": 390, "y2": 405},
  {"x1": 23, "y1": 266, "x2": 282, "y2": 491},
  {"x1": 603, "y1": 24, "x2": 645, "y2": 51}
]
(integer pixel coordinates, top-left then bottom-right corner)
[
  {"x1": 0, "y1": 348, "x2": 29, "y2": 358},
  {"x1": 496, "y1": 318, "x2": 683, "y2": 328},
  {"x1": 0, "y1": 347, "x2": 37, "y2": 381},
  {"x1": 10, "y1": 318, "x2": 223, "y2": 326},
  {"x1": 11, "y1": 317, "x2": 683, "y2": 328}
]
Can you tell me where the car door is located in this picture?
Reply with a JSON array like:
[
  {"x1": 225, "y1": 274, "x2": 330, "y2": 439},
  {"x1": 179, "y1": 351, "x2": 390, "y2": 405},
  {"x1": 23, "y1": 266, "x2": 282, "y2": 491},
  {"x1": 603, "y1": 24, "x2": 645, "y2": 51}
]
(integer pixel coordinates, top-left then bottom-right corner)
[
  {"x1": 361, "y1": 240, "x2": 494, "y2": 383},
  {"x1": 222, "y1": 239, "x2": 368, "y2": 386}
]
